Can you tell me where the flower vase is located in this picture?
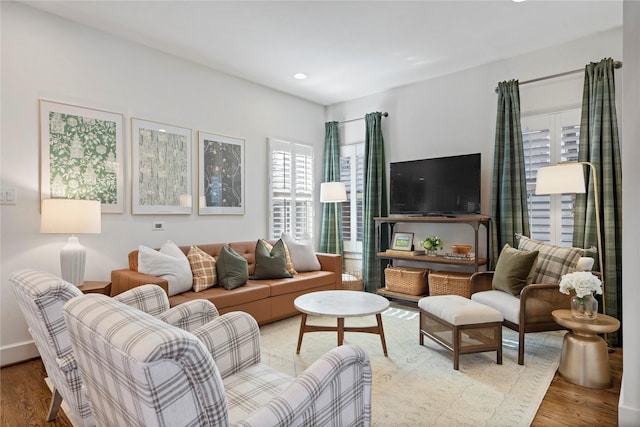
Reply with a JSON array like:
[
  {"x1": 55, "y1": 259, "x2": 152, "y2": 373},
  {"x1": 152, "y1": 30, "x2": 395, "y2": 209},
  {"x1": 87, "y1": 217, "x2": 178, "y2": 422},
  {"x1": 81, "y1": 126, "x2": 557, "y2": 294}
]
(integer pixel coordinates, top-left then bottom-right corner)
[
  {"x1": 426, "y1": 250, "x2": 437, "y2": 256},
  {"x1": 571, "y1": 294, "x2": 598, "y2": 320}
]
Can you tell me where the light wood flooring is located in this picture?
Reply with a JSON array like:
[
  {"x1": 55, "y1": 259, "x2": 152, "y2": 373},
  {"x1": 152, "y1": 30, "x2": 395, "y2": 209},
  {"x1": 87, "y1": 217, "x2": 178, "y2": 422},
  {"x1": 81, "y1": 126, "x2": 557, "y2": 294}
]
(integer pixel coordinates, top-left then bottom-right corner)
[{"x1": 1, "y1": 348, "x2": 623, "y2": 426}]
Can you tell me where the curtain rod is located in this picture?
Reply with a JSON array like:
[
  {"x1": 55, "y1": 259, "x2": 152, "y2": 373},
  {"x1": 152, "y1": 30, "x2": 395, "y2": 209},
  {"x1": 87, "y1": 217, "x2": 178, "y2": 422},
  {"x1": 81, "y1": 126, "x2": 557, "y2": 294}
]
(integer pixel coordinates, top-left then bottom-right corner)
[
  {"x1": 494, "y1": 60, "x2": 623, "y2": 93},
  {"x1": 339, "y1": 112, "x2": 389, "y2": 124}
]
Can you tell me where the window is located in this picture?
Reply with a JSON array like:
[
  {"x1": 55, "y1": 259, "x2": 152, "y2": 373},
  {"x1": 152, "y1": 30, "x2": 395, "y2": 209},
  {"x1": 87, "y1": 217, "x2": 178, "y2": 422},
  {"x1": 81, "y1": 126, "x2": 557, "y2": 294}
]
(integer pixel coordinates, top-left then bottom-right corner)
[
  {"x1": 521, "y1": 109, "x2": 580, "y2": 246},
  {"x1": 268, "y1": 138, "x2": 313, "y2": 241},
  {"x1": 340, "y1": 143, "x2": 364, "y2": 253}
]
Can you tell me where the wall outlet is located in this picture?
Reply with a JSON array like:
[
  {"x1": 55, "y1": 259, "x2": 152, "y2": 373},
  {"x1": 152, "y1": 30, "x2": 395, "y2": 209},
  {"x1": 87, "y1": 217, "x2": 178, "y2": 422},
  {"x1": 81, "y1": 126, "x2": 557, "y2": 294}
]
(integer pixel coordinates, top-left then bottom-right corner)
[{"x1": 152, "y1": 222, "x2": 164, "y2": 231}]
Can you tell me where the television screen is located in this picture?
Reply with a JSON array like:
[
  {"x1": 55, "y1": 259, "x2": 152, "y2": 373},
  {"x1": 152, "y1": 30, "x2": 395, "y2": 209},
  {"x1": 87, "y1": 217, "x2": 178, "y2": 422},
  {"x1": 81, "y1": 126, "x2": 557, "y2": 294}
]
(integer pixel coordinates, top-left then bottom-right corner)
[{"x1": 390, "y1": 153, "x2": 481, "y2": 216}]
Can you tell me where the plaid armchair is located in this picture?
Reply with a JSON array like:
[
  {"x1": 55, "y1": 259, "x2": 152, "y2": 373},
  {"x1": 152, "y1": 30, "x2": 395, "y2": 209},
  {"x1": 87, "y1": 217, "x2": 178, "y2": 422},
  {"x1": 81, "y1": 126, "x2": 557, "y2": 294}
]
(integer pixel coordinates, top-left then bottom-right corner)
[
  {"x1": 9, "y1": 270, "x2": 218, "y2": 426},
  {"x1": 63, "y1": 293, "x2": 372, "y2": 427}
]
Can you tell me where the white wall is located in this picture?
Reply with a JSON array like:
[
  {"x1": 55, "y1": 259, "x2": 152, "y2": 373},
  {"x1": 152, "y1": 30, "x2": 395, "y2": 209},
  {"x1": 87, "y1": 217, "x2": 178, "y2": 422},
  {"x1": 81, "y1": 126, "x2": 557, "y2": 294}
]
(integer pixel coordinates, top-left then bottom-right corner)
[
  {"x1": 0, "y1": 2, "x2": 325, "y2": 365},
  {"x1": 328, "y1": 27, "x2": 623, "y2": 250},
  {"x1": 620, "y1": 1, "x2": 640, "y2": 424}
]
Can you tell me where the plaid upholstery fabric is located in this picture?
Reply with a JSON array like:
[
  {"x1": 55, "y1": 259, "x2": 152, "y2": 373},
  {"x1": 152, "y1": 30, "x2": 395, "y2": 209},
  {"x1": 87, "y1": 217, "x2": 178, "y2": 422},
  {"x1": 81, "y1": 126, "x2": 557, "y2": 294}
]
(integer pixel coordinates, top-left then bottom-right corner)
[
  {"x1": 9, "y1": 269, "x2": 94, "y2": 425},
  {"x1": 63, "y1": 294, "x2": 229, "y2": 427},
  {"x1": 64, "y1": 294, "x2": 372, "y2": 427},
  {"x1": 237, "y1": 345, "x2": 372, "y2": 427},
  {"x1": 188, "y1": 245, "x2": 218, "y2": 292},
  {"x1": 518, "y1": 235, "x2": 582, "y2": 283},
  {"x1": 113, "y1": 283, "x2": 170, "y2": 316},
  {"x1": 158, "y1": 299, "x2": 219, "y2": 332}
]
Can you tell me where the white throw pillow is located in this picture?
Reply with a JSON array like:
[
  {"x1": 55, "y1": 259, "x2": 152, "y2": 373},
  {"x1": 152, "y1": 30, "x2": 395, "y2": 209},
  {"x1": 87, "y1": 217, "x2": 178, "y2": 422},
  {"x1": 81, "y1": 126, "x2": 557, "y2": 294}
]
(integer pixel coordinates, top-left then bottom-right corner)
[
  {"x1": 138, "y1": 240, "x2": 193, "y2": 296},
  {"x1": 281, "y1": 232, "x2": 321, "y2": 272}
]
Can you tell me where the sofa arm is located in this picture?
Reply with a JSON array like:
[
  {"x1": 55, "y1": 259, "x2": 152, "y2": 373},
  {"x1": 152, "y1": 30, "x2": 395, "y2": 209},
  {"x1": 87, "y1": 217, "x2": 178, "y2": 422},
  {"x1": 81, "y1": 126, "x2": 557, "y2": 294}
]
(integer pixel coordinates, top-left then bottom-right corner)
[
  {"x1": 158, "y1": 300, "x2": 219, "y2": 332},
  {"x1": 316, "y1": 253, "x2": 342, "y2": 289},
  {"x1": 470, "y1": 271, "x2": 494, "y2": 294},
  {"x1": 520, "y1": 282, "x2": 572, "y2": 323},
  {"x1": 237, "y1": 344, "x2": 372, "y2": 427},
  {"x1": 192, "y1": 311, "x2": 261, "y2": 379},
  {"x1": 110, "y1": 269, "x2": 169, "y2": 296}
]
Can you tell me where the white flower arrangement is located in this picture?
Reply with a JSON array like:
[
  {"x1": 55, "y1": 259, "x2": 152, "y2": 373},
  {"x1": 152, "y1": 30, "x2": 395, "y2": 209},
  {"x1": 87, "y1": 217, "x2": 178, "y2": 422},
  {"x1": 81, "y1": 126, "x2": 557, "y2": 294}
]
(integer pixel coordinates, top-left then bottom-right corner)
[
  {"x1": 420, "y1": 236, "x2": 443, "y2": 251},
  {"x1": 559, "y1": 271, "x2": 603, "y2": 299}
]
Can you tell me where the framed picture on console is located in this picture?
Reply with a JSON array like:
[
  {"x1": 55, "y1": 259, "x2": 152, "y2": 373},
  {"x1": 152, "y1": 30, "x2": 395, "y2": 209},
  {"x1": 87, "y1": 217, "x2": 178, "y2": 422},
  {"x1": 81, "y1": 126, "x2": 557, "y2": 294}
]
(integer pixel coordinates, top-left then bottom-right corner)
[
  {"x1": 131, "y1": 118, "x2": 192, "y2": 214},
  {"x1": 391, "y1": 232, "x2": 414, "y2": 251},
  {"x1": 40, "y1": 100, "x2": 124, "y2": 213},
  {"x1": 197, "y1": 131, "x2": 245, "y2": 215}
]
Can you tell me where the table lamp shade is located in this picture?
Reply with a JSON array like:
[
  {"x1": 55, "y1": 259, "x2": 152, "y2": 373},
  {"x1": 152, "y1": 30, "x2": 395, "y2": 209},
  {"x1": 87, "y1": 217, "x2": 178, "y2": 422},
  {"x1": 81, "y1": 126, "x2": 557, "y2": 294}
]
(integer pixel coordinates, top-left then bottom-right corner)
[
  {"x1": 41, "y1": 199, "x2": 101, "y2": 285},
  {"x1": 535, "y1": 163, "x2": 586, "y2": 195},
  {"x1": 320, "y1": 182, "x2": 347, "y2": 203}
]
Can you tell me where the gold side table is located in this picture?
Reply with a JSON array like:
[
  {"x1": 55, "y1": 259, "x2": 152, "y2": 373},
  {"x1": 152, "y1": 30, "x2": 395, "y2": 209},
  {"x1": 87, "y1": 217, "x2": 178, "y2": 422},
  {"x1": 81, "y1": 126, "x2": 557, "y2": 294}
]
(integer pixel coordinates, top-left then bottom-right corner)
[{"x1": 552, "y1": 309, "x2": 620, "y2": 389}]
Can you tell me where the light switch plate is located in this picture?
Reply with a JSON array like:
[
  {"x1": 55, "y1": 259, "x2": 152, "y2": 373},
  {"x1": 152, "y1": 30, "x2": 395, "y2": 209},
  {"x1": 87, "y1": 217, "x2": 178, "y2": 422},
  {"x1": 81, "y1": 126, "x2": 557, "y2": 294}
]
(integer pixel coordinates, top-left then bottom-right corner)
[{"x1": 0, "y1": 188, "x2": 16, "y2": 204}]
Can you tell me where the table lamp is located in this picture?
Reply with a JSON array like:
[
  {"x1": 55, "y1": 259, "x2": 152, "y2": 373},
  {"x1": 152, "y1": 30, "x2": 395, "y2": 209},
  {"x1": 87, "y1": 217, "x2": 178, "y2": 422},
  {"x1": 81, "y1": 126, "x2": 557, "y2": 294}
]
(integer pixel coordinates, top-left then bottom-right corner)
[
  {"x1": 535, "y1": 161, "x2": 605, "y2": 314},
  {"x1": 40, "y1": 199, "x2": 102, "y2": 286},
  {"x1": 320, "y1": 182, "x2": 347, "y2": 254}
]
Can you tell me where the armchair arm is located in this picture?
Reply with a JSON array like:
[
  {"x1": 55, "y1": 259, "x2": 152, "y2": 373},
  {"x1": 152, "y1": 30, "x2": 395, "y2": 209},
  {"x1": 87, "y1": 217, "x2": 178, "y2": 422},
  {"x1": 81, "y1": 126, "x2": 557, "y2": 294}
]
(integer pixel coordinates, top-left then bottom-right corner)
[
  {"x1": 470, "y1": 271, "x2": 494, "y2": 294},
  {"x1": 113, "y1": 284, "x2": 170, "y2": 317},
  {"x1": 316, "y1": 253, "x2": 342, "y2": 289},
  {"x1": 520, "y1": 282, "x2": 572, "y2": 324},
  {"x1": 110, "y1": 269, "x2": 169, "y2": 296},
  {"x1": 56, "y1": 352, "x2": 77, "y2": 373},
  {"x1": 157, "y1": 300, "x2": 219, "y2": 332},
  {"x1": 237, "y1": 344, "x2": 372, "y2": 427},
  {"x1": 192, "y1": 311, "x2": 260, "y2": 379}
]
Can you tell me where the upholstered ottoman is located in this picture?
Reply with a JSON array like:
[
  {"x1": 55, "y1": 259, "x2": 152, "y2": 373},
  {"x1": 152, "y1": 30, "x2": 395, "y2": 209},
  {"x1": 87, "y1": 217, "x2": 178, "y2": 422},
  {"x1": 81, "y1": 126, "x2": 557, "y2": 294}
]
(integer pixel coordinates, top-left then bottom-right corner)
[{"x1": 418, "y1": 295, "x2": 503, "y2": 370}]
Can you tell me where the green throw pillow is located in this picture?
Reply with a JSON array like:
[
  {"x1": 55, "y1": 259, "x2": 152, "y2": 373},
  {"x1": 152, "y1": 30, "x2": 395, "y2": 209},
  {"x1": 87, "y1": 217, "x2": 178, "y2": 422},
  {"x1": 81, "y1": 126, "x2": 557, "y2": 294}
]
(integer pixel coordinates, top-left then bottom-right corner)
[
  {"x1": 216, "y1": 246, "x2": 248, "y2": 290},
  {"x1": 492, "y1": 244, "x2": 539, "y2": 296},
  {"x1": 253, "y1": 239, "x2": 293, "y2": 279}
]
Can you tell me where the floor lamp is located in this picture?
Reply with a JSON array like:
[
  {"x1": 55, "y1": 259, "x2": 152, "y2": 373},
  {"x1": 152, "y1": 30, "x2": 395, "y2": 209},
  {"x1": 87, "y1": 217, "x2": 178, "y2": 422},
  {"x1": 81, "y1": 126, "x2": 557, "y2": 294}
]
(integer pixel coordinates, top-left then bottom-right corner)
[
  {"x1": 320, "y1": 182, "x2": 347, "y2": 255},
  {"x1": 40, "y1": 199, "x2": 102, "y2": 286},
  {"x1": 535, "y1": 162, "x2": 605, "y2": 315}
]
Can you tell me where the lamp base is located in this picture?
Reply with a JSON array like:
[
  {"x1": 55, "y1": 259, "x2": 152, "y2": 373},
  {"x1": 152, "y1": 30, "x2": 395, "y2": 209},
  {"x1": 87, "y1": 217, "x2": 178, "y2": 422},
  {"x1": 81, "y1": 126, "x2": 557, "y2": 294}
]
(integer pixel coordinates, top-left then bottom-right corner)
[{"x1": 60, "y1": 236, "x2": 86, "y2": 286}]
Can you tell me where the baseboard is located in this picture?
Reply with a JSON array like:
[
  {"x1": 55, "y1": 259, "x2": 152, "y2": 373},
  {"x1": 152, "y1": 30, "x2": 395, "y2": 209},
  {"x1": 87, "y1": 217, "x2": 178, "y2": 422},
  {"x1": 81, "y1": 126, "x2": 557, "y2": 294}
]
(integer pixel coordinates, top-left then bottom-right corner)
[
  {"x1": 618, "y1": 402, "x2": 640, "y2": 427},
  {"x1": 0, "y1": 340, "x2": 39, "y2": 367}
]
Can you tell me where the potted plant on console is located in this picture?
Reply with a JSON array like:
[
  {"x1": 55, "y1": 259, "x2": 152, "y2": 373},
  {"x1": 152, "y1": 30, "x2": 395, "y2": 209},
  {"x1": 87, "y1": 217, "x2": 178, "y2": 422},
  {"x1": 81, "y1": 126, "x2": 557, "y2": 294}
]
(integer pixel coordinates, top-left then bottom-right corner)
[{"x1": 420, "y1": 236, "x2": 443, "y2": 256}]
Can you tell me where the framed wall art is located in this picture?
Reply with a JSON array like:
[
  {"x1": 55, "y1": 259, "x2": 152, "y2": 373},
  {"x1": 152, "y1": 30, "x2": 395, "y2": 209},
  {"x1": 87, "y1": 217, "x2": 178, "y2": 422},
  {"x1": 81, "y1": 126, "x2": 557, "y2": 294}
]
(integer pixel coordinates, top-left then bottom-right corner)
[
  {"x1": 40, "y1": 100, "x2": 124, "y2": 213},
  {"x1": 131, "y1": 118, "x2": 192, "y2": 214},
  {"x1": 391, "y1": 232, "x2": 414, "y2": 251},
  {"x1": 198, "y1": 131, "x2": 245, "y2": 215}
]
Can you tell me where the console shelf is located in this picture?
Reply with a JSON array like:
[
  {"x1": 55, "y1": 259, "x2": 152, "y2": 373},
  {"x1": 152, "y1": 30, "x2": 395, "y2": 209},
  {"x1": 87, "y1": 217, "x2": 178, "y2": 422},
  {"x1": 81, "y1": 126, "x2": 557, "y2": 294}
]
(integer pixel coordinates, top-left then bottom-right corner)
[{"x1": 374, "y1": 215, "x2": 491, "y2": 294}]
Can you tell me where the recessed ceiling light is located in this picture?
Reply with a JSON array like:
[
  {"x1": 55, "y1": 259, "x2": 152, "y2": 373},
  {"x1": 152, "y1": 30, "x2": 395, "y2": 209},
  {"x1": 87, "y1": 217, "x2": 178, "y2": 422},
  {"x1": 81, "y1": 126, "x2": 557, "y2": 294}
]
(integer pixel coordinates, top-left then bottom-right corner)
[{"x1": 293, "y1": 73, "x2": 308, "y2": 80}]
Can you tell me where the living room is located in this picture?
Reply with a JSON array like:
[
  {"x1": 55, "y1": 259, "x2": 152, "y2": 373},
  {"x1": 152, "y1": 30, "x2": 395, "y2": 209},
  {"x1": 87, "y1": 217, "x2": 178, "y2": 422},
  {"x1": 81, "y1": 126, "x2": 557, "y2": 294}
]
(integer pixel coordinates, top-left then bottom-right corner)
[{"x1": 1, "y1": 1, "x2": 638, "y2": 425}]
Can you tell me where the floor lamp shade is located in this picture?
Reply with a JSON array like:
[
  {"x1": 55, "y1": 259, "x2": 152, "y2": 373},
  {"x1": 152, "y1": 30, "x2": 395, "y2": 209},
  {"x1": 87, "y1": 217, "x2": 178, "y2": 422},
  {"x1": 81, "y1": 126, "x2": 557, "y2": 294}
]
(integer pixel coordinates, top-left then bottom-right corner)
[
  {"x1": 41, "y1": 199, "x2": 101, "y2": 286},
  {"x1": 320, "y1": 182, "x2": 347, "y2": 203}
]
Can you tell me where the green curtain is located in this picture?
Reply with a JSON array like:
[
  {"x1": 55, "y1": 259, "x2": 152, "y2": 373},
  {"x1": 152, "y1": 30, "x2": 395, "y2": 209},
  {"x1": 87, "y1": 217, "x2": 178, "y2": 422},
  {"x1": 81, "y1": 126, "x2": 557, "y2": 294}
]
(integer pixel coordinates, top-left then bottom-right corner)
[
  {"x1": 490, "y1": 80, "x2": 530, "y2": 268},
  {"x1": 573, "y1": 58, "x2": 622, "y2": 346},
  {"x1": 362, "y1": 112, "x2": 388, "y2": 292},
  {"x1": 319, "y1": 121, "x2": 343, "y2": 255}
]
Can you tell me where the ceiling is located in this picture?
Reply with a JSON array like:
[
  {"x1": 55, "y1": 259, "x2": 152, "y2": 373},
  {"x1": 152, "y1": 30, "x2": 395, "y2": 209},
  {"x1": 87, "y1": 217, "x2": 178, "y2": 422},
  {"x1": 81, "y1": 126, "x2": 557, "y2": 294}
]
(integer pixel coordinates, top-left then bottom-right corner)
[{"x1": 21, "y1": 0, "x2": 623, "y2": 106}]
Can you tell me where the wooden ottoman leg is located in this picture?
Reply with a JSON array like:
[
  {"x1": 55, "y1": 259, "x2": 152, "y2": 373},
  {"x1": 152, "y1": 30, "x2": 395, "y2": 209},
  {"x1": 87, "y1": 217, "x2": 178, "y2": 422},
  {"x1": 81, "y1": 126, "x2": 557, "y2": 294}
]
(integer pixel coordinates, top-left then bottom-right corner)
[
  {"x1": 497, "y1": 324, "x2": 503, "y2": 365},
  {"x1": 453, "y1": 325, "x2": 460, "y2": 370}
]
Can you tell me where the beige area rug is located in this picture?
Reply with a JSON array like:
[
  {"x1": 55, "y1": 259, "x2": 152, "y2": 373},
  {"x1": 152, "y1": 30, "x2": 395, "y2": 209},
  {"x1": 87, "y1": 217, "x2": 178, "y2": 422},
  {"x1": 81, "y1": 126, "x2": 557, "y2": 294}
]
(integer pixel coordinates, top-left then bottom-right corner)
[{"x1": 259, "y1": 304, "x2": 564, "y2": 427}]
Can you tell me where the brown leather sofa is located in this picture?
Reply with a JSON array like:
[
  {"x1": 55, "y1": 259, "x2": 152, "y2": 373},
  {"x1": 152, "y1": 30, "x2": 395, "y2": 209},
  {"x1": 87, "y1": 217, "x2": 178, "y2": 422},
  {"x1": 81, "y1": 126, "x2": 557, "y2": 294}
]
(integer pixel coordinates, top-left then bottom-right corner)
[{"x1": 110, "y1": 241, "x2": 342, "y2": 325}]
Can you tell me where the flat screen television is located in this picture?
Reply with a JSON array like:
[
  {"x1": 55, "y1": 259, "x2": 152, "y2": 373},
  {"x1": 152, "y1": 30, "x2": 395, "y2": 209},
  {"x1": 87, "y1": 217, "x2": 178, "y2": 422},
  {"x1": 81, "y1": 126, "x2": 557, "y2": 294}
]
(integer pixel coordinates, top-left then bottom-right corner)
[{"x1": 389, "y1": 153, "x2": 481, "y2": 216}]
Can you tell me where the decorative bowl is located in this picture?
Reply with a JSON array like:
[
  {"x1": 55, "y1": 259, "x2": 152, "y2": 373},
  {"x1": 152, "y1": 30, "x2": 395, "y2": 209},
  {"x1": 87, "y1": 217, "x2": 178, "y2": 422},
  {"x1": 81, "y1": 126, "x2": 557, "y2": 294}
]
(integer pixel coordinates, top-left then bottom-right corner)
[{"x1": 450, "y1": 245, "x2": 473, "y2": 255}]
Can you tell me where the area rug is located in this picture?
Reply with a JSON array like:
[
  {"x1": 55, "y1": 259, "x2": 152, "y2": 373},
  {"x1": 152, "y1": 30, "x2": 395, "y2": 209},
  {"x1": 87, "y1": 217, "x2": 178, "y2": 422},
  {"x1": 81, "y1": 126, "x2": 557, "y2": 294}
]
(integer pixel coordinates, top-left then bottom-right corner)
[{"x1": 259, "y1": 304, "x2": 564, "y2": 427}]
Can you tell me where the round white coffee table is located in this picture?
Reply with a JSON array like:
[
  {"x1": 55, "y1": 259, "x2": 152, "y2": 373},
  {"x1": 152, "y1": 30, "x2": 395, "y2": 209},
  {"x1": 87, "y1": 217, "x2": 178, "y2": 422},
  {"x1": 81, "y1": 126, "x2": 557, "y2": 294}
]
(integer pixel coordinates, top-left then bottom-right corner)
[{"x1": 294, "y1": 290, "x2": 390, "y2": 356}]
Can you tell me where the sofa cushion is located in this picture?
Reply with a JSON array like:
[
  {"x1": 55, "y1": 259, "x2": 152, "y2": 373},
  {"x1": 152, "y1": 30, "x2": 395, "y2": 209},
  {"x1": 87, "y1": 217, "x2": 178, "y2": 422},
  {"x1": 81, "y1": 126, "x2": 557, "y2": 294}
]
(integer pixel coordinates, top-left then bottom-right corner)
[
  {"x1": 187, "y1": 245, "x2": 217, "y2": 292},
  {"x1": 253, "y1": 239, "x2": 293, "y2": 280},
  {"x1": 281, "y1": 232, "x2": 321, "y2": 272},
  {"x1": 261, "y1": 239, "x2": 297, "y2": 276},
  {"x1": 518, "y1": 235, "x2": 582, "y2": 283},
  {"x1": 492, "y1": 244, "x2": 539, "y2": 296},
  {"x1": 138, "y1": 240, "x2": 193, "y2": 296},
  {"x1": 217, "y1": 246, "x2": 249, "y2": 290},
  {"x1": 471, "y1": 290, "x2": 520, "y2": 325},
  {"x1": 169, "y1": 281, "x2": 270, "y2": 310}
]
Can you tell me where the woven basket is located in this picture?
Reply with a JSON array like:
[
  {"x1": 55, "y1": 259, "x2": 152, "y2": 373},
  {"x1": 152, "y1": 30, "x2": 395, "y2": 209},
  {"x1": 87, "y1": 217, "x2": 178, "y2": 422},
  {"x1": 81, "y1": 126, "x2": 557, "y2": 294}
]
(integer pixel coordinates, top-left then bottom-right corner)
[
  {"x1": 342, "y1": 273, "x2": 363, "y2": 291},
  {"x1": 384, "y1": 266, "x2": 429, "y2": 296},
  {"x1": 428, "y1": 271, "x2": 472, "y2": 298}
]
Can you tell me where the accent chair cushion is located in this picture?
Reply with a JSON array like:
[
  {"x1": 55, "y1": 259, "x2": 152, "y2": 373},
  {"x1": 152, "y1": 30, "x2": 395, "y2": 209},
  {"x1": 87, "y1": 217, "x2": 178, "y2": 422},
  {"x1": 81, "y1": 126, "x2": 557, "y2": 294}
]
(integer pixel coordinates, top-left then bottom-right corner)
[
  {"x1": 138, "y1": 240, "x2": 193, "y2": 296},
  {"x1": 253, "y1": 239, "x2": 293, "y2": 280},
  {"x1": 281, "y1": 232, "x2": 321, "y2": 272},
  {"x1": 216, "y1": 246, "x2": 249, "y2": 290},
  {"x1": 492, "y1": 244, "x2": 539, "y2": 296},
  {"x1": 518, "y1": 235, "x2": 583, "y2": 283},
  {"x1": 187, "y1": 245, "x2": 217, "y2": 292}
]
